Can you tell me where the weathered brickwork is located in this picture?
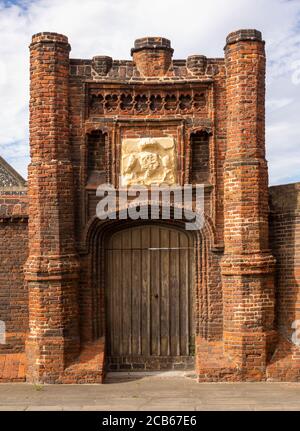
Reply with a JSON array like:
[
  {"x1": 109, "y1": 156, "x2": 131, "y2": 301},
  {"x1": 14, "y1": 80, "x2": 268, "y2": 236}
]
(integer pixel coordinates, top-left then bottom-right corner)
[
  {"x1": 221, "y1": 30, "x2": 276, "y2": 380},
  {"x1": 0, "y1": 29, "x2": 299, "y2": 383},
  {"x1": 267, "y1": 183, "x2": 300, "y2": 380},
  {"x1": 0, "y1": 196, "x2": 28, "y2": 355}
]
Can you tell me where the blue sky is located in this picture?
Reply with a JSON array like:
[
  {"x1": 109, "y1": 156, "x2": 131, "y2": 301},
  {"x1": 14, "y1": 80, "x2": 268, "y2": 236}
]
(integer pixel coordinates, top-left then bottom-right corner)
[{"x1": 0, "y1": 0, "x2": 299, "y2": 185}]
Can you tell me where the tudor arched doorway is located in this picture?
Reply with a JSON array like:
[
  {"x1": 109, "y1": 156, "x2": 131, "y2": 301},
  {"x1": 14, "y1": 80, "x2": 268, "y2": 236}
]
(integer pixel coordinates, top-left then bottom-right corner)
[{"x1": 105, "y1": 224, "x2": 195, "y2": 371}]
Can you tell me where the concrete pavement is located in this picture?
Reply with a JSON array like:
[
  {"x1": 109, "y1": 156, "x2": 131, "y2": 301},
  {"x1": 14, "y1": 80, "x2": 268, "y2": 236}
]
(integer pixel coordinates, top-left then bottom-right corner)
[{"x1": 0, "y1": 374, "x2": 299, "y2": 411}]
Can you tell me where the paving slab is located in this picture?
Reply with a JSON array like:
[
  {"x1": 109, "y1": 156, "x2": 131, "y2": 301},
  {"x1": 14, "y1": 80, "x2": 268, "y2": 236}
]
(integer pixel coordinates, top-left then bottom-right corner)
[{"x1": 0, "y1": 377, "x2": 299, "y2": 411}]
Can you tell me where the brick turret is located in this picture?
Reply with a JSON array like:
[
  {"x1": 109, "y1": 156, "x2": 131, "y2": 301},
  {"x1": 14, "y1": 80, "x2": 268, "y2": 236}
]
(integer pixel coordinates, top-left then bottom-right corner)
[
  {"x1": 222, "y1": 30, "x2": 276, "y2": 378},
  {"x1": 25, "y1": 33, "x2": 80, "y2": 383},
  {"x1": 131, "y1": 37, "x2": 173, "y2": 77}
]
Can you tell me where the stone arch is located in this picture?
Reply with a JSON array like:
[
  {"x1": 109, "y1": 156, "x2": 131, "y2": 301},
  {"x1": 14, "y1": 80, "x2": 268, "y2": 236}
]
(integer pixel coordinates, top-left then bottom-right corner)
[{"x1": 79, "y1": 202, "x2": 222, "y2": 350}]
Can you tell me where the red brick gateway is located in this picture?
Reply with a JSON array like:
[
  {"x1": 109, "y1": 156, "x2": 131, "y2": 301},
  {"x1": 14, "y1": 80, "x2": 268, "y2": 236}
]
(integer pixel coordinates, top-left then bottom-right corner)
[{"x1": 0, "y1": 29, "x2": 299, "y2": 383}]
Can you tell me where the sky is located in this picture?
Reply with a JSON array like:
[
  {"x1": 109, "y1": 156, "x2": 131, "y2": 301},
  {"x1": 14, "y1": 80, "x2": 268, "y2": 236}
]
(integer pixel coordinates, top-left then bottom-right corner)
[{"x1": 0, "y1": 0, "x2": 299, "y2": 185}]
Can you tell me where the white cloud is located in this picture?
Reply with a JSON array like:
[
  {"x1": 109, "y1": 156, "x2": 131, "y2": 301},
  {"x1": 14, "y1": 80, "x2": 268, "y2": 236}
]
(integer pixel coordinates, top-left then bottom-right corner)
[
  {"x1": 266, "y1": 98, "x2": 294, "y2": 112},
  {"x1": 0, "y1": 0, "x2": 299, "y2": 184}
]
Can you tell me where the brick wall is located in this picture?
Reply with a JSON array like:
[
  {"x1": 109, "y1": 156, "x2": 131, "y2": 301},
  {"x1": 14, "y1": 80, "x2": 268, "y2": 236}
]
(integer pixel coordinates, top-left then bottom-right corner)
[
  {"x1": 269, "y1": 183, "x2": 300, "y2": 339},
  {"x1": 0, "y1": 195, "x2": 28, "y2": 353}
]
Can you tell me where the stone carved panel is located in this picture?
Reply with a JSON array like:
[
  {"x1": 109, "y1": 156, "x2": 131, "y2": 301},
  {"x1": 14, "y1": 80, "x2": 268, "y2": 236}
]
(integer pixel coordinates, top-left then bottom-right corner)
[{"x1": 121, "y1": 137, "x2": 176, "y2": 186}]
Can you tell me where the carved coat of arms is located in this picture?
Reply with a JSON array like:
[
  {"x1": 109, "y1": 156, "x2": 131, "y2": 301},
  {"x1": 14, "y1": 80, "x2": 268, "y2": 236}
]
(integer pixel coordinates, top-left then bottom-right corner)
[{"x1": 121, "y1": 137, "x2": 176, "y2": 186}]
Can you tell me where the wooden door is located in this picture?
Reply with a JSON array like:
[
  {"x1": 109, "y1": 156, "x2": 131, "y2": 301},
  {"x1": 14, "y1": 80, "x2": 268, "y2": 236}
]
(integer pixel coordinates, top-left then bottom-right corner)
[{"x1": 106, "y1": 225, "x2": 195, "y2": 371}]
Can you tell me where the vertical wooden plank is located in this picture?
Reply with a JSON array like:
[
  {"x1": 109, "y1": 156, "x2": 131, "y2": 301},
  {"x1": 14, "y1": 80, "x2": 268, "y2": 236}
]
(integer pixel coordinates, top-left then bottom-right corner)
[
  {"x1": 170, "y1": 230, "x2": 180, "y2": 356},
  {"x1": 107, "y1": 248, "x2": 112, "y2": 355},
  {"x1": 131, "y1": 228, "x2": 141, "y2": 355},
  {"x1": 150, "y1": 226, "x2": 160, "y2": 356},
  {"x1": 122, "y1": 230, "x2": 132, "y2": 355},
  {"x1": 189, "y1": 236, "x2": 195, "y2": 354},
  {"x1": 179, "y1": 232, "x2": 189, "y2": 356},
  {"x1": 141, "y1": 226, "x2": 150, "y2": 356},
  {"x1": 160, "y1": 227, "x2": 170, "y2": 356},
  {"x1": 116, "y1": 236, "x2": 123, "y2": 357},
  {"x1": 106, "y1": 248, "x2": 111, "y2": 355},
  {"x1": 110, "y1": 234, "x2": 122, "y2": 356}
]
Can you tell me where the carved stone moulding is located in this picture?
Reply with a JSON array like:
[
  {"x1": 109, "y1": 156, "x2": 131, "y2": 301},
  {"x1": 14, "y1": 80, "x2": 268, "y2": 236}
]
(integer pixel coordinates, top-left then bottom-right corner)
[
  {"x1": 88, "y1": 84, "x2": 208, "y2": 117},
  {"x1": 120, "y1": 137, "x2": 176, "y2": 187}
]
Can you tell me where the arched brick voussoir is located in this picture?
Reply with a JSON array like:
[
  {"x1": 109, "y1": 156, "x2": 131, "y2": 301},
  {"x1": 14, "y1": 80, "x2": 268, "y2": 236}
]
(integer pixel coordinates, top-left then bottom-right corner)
[{"x1": 81, "y1": 201, "x2": 216, "y2": 255}]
